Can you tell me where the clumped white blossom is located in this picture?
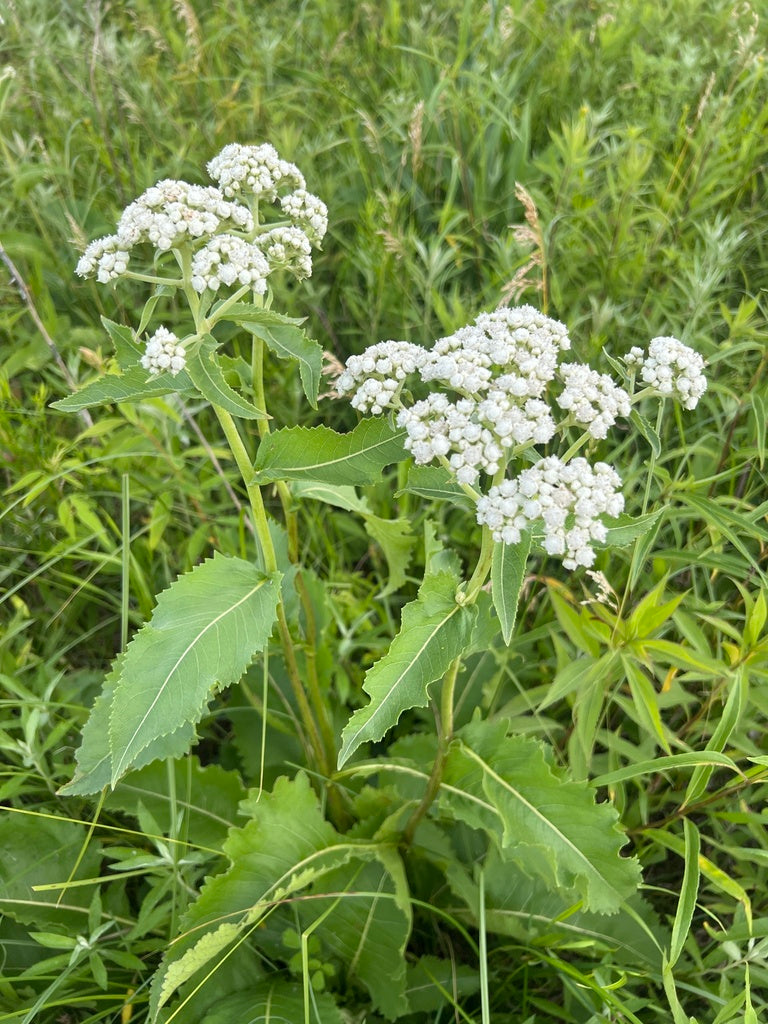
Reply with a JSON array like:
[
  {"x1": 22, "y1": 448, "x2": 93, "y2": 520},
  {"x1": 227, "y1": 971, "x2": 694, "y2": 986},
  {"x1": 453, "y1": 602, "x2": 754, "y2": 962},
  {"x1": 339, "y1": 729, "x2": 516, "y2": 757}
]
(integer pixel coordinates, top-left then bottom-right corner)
[
  {"x1": 207, "y1": 143, "x2": 305, "y2": 200},
  {"x1": 116, "y1": 180, "x2": 253, "y2": 252},
  {"x1": 476, "y1": 456, "x2": 624, "y2": 569},
  {"x1": 639, "y1": 336, "x2": 707, "y2": 409},
  {"x1": 75, "y1": 235, "x2": 130, "y2": 283},
  {"x1": 259, "y1": 226, "x2": 313, "y2": 280},
  {"x1": 624, "y1": 346, "x2": 644, "y2": 368},
  {"x1": 420, "y1": 305, "x2": 571, "y2": 396},
  {"x1": 397, "y1": 395, "x2": 504, "y2": 485},
  {"x1": 557, "y1": 362, "x2": 631, "y2": 439},
  {"x1": 190, "y1": 235, "x2": 270, "y2": 294},
  {"x1": 335, "y1": 341, "x2": 426, "y2": 414},
  {"x1": 280, "y1": 189, "x2": 328, "y2": 245},
  {"x1": 141, "y1": 326, "x2": 186, "y2": 376}
]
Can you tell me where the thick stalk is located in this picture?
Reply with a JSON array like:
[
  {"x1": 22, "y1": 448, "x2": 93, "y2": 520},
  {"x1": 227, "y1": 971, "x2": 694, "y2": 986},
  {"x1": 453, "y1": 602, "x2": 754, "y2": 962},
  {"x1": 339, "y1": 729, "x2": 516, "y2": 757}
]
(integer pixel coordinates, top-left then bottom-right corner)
[{"x1": 403, "y1": 655, "x2": 462, "y2": 845}]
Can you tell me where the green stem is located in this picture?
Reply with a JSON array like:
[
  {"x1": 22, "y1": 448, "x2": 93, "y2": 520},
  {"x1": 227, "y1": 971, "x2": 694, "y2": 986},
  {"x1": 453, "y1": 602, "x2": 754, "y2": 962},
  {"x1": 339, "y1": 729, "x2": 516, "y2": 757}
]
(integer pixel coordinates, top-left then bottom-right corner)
[{"x1": 403, "y1": 655, "x2": 462, "y2": 845}]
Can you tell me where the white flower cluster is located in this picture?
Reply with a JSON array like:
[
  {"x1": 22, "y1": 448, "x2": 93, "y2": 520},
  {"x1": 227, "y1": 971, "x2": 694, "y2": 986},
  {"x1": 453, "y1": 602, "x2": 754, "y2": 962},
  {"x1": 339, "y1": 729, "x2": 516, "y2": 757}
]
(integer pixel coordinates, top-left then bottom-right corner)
[
  {"x1": 419, "y1": 305, "x2": 571, "y2": 397},
  {"x1": 639, "y1": 336, "x2": 707, "y2": 409},
  {"x1": 398, "y1": 394, "x2": 506, "y2": 484},
  {"x1": 557, "y1": 362, "x2": 631, "y2": 439},
  {"x1": 259, "y1": 226, "x2": 313, "y2": 280},
  {"x1": 117, "y1": 179, "x2": 253, "y2": 252},
  {"x1": 190, "y1": 234, "x2": 270, "y2": 294},
  {"x1": 76, "y1": 144, "x2": 326, "y2": 289},
  {"x1": 335, "y1": 341, "x2": 426, "y2": 414},
  {"x1": 207, "y1": 143, "x2": 305, "y2": 200},
  {"x1": 75, "y1": 235, "x2": 130, "y2": 282},
  {"x1": 476, "y1": 456, "x2": 624, "y2": 569},
  {"x1": 140, "y1": 326, "x2": 186, "y2": 376},
  {"x1": 280, "y1": 189, "x2": 328, "y2": 245}
]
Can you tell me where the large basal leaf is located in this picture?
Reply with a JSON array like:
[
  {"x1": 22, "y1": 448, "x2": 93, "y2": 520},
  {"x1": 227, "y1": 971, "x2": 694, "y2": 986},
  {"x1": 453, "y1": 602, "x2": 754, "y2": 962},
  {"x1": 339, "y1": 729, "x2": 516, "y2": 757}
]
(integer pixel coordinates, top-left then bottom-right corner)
[
  {"x1": 253, "y1": 418, "x2": 407, "y2": 485},
  {"x1": 199, "y1": 981, "x2": 344, "y2": 1024},
  {"x1": 491, "y1": 532, "x2": 531, "y2": 645},
  {"x1": 106, "y1": 552, "x2": 280, "y2": 786},
  {"x1": 104, "y1": 756, "x2": 246, "y2": 850},
  {"x1": 442, "y1": 719, "x2": 641, "y2": 914},
  {"x1": 307, "y1": 849, "x2": 412, "y2": 1020},
  {"x1": 52, "y1": 362, "x2": 194, "y2": 412},
  {"x1": 0, "y1": 816, "x2": 103, "y2": 932},
  {"x1": 338, "y1": 570, "x2": 476, "y2": 768},
  {"x1": 186, "y1": 335, "x2": 266, "y2": 419},
  {"x1": 59, "y1": 655, "x2": 197, "y2": 796},
  {"x1": 151, "y1": 773, "x2": 408, "y2": 1017},
  {"x1": 243, "y1": 321, "x2": 324, "y2": 408}
]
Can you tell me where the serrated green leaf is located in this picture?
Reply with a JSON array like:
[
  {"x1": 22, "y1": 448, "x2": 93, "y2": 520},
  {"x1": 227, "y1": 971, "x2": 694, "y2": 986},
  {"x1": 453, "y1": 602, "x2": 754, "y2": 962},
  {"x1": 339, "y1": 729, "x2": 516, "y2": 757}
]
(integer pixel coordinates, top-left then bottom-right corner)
[
  {"x1": 186, "y1": 336, "x2": 266, "y2": 419},
  {"x1": 199, "y1": 981, "x2": 344, "y2": 1024},
  {"x1": 107, "y1": 552, "x2": 280, "y2": 786},
  {"x1": 253, "y1": 418, "x2": 407, "y2": 485},
  {"x1": 150, "y1": 774, "x2": 406, "y2": 1017},
  {"x1": 631, "y1": 409, "x2": 661, "y2": 457},
  {"x1": 244, "y1": 321, "x2": 323, "y2": 408},
  {"x1": 101, "y1": 317, "x2": 142, "y2": 367},
  {"x1": 292, "y1": 480, "x2": 371, "y2": 514},
  {"x1": 338, "y1": 571, "x2": 476, "y2": 768},
  {"x1": 59, "y1": 655, "x2": 197, "y2": 796},
  {"x1": 220, "y1": 302, "x2": 304, "y2": 327},
  {"x1": 51, "y1": 362, "x2": 193, "y2": 412},
  {"x1": 491, "y1": 532, "x2": 531, "y2": 645},
  {"x1": 442, "y1": 719, "x2": 641, "y2": 913},
  {"x1": 602, "y1": 508, "x2": 665, "y2": 548}
]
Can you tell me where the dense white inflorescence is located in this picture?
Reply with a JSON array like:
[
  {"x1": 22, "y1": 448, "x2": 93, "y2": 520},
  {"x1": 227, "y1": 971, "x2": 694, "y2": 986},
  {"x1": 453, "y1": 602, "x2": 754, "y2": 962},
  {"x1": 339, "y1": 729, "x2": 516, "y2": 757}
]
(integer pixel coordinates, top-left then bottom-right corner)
[
  {"x1": 190, "y1": 235, "x2": 270, "y2": 294},
  {"x1": 280, "y1": 190, "x2": 328, "y2": 245},
  {"x1": 258, "y1": 226, "x2": 313, "y2": 280},
  {"x1": 476, "y1": 456, "x2": 624, "y2": 569},
  {"x1": 117, "y1": 180, "x2": 253, "y2": 252},
  {"x1": 75, "y1": 235, "x2": 130, "y2": 283},
  {"x1": 639, "y1": 336, "x2": 707, "y2": 409},
  {"x1": 557, "y1": 362, "x2": 631, "y2": 439},
  {"x1": 140, "y1": 326, "x2": 186, "y2": 376},
  {"x1": 207, "y1": 143, "x2": 305, "y2": 200},
  {"x1": 335, "y1": 341, "x2": 427, "y2": 414}
]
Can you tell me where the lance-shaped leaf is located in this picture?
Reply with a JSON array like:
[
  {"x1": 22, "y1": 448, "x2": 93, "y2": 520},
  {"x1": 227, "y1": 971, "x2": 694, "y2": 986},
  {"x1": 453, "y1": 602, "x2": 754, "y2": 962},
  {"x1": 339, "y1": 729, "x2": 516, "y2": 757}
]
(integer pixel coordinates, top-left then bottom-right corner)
[
  {"x1": 491, "y1": 532, "x2": 531, "y2": 645},
  {"x1": 59, "y1": 655, "x2": 196, "y2": 796},
  {"x1": 107, "y1": 552, "x2": 281, "y2": 786},
  {"x1": 221, "y1": 301, "x2": 305, "y2": 328},
  {"x1": 601, "y1": 508, "x2": 665, "y2": 548},
  {"x1": 442, "y1": 719, "x2": 641, "y2": 914},
  {"x1": 399, "y1": 464, "x2": 473, "y2": 509},
  {"x1": 200, "y1": 982, "x2": 344, "y2": 1024},
  {"x1": 186, "y1": 335, "x2": 266, "y2": 419},
  {"x1": 52, "y1": 362, "x2": 194, "y2": 412},
  {"x1": 254, "y1": 418, "x2": 407, "y2": 486},
  {"x1": 338, "y1": 571, "x2": 476, "y2": 768},
  {"x1": 242, "y1": 321, "x2": 323, "y2": 408},
  {"x1": 151, "y1": 773, "x2": 375, "y2": 1014},
  {"x1": 101, "y1": 317, "x2": 142, "y2": 367}
]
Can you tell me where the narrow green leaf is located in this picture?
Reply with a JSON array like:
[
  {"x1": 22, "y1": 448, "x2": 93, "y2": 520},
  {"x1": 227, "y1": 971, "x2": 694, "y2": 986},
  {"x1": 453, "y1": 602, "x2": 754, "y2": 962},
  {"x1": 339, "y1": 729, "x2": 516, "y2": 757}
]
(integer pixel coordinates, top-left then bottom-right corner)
[
  {"x1": 668, "y1": 819, "x2": 700, "y2": 968},
  {"x1": 630, "y1": 409, "x2": 661, "y2": 457},
  {"x1": 623, "y1": 656, "x2": 671, "y2": 753},
  {"x1": 186, "y1": 336, "x2": 267, "y2": 419},
  {"x1": 338, "y1": 571, "x2": 476, "y2": 767},
  {"x1": 108, "y1": 552, "x2": 281, "y2": 786},
  {"x1": 592, "y1": 750, "x2": 742, "y2": 788},
  {"x1": 684, "y1": 667, "x2": 747, "y2": 806},
  {"x1": 751, "y1": 392, "x2": 766, "y2": 469},
  {"x1": 442, "y1": 719, "x2": 641, "y2": 914},
  {"x1": 491, "y1": 532, "x2": 531, "y2": 645},
  {"x1": 254, "y1": 418, "x2": 407, "y2": 485},
  {"x1": 51, "y1": 362, "x2": 192, "y2": 412},
  {"x1": 244, "y1": 321, "x2": 323, "y2": 408}
]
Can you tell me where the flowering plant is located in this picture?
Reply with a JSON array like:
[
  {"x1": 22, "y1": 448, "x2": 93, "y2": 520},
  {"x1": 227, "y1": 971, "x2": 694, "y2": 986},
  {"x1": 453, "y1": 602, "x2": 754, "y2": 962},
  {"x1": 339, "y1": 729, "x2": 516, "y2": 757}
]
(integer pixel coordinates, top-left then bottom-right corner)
[{"x1": 59, "y1": 143, "x2": 707, "y2": 1022}]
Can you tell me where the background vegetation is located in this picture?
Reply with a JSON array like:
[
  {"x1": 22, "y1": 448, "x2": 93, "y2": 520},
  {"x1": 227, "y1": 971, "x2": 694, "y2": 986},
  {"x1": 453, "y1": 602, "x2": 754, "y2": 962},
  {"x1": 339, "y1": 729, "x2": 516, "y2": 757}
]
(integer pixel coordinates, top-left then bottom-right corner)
[{"x1": 1, "y1": 0, "x2": 767, "y2": 1021}]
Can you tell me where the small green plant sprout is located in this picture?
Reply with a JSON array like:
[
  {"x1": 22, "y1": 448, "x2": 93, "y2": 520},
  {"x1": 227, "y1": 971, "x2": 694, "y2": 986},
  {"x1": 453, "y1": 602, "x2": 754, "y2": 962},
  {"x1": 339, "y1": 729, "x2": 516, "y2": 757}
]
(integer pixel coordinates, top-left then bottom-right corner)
[{"x1": 58, "y1": 144, "x2": 709, "y2": 1022}]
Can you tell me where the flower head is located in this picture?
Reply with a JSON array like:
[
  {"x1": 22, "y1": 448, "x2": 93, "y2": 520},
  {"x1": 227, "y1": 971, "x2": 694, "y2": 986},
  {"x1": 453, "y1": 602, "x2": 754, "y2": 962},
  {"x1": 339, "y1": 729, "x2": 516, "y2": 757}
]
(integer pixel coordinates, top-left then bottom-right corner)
[
  {"x1": 557, "y1": 362, "x2": 631, "y2": 439},
  {"x1": 207, "y1": 143, "x2": 305, "y2": 200},
  {"x1": 280, "y1": 189, "x2": 328, "y2": 246},
  {"x1": 190, "y1": 235, "x2": 270, "y2": 294},
  {"x1": 75, "y1": 235, "x2": 130, "y2": 282},
  {"x1": 639, "y1": 336, "x2": 707, "y2": 409},
  {"x1": 140, "y1": 326, "x2": 186, "y2": 376},
  {"x1": 258, "y1": 226, "x2": 313, "y2": 280}
]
